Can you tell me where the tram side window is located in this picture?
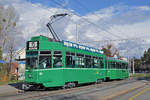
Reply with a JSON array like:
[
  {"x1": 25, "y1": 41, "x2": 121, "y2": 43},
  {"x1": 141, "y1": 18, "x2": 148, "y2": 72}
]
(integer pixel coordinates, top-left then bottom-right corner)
[
  {"x1": 108, "y1": 61, "x2": 111, "y2": 69},
  {"x1": 115, "y1": 62, "x2": 117, "y2": 69},
  {"x1": 26, "y1": 57, "x2": 38, "y2": 69},
  {"x1": 66, "y1": 52, "x2": 75, "y2": 68},
  {"x1": 53, "y1": 51, "x2": 62, "y2": 68},
  {"x1": 110, "y1": 62, "x2": 113, "y2": 69},
  {"x1": 122, "y1": 63, "x2": 125, "y2": 69},
  {"x1": 116, "y1": 62, "x2": 120, "y2": 69},
  {"x1": 39, "y1": 51, "x2": 51, "y2": 69},
  {"x1": 125, "y1": 63, "x2": 128, "y2": 69},
  {"x1": 124, "y1": 63, "x2": 126, "y2": 69},
  {"x1": 39, "y1": 56, "x2": 51, "y2": 69},
  {"x1": 99, "y1": 57, "x2": 104, "y2": 68},
  {"x1": 85, "y1": 55, "x2": 92, "y2": 68},
  {"x1": 111, "y1": 62, "x2": 116, "y2": 69},
  {"x1": 93, "y1": 57, "x2": 99, "y2": 68},
  {"x1": 75, "y1": 54, "x2": 84, "y2": 68},
  {"x1": 119, "y1": 63, "x2": 122, "y2": 69},
  {"x1": 114, "y1": 62, "x2": 116, "y2": 68},
  {"x1": 113, "y1": 62, "x2": 116, "y2": 69}
]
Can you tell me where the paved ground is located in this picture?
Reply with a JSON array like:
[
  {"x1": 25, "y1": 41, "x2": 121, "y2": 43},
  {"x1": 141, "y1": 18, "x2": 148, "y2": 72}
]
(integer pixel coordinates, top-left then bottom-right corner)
[
  {"x1": 113, "y1": 83, "x2": 150, "y2": 100},
  {"x1": 27, "y1": 80, "x2": 146, "y2": 100},
  {"x1": 0, "y1": 85, "x2": 18, "y2": 96},
  {"x1": 0, "y1": 78, "x2": 149, "y2": 100},
  {"x1": 0, "y1": 82, "x2": 23, "y2": 96}
]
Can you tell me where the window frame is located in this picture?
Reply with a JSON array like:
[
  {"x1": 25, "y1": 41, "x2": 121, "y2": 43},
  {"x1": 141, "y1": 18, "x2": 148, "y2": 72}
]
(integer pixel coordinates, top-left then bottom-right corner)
[
  {"x1": 38, "y1": 50, "x2": 52, "y2": 69},
  {"x1": 53, "y1": 50, "x2": 62, "y2": 68},
  {"x1": 66, "y1": 52, "x2": 75, "y2": 68}
]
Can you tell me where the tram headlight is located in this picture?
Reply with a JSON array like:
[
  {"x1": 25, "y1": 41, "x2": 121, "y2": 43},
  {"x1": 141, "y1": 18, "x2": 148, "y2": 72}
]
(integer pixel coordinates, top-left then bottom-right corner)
[
  {"x1": 39, "y1": 72, "x2": 43, "y2": 76},
  {"x1": 28, "y1": 74, "x2": 32, "y2": 78}
]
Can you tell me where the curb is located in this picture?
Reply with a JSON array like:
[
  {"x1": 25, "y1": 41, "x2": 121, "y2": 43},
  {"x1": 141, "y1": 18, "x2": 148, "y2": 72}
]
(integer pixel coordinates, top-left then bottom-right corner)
[{"x1": 98, "y1": 83, "x2": 146, "y2": 100}]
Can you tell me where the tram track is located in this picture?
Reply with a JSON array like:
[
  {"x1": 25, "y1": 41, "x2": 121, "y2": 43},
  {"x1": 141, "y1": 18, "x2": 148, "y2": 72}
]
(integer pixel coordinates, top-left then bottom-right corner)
[
  {"x1": 7, "y1": 78, "x2": 139, "y2": 100},
  {"x1": 1, "y1": 81, "x2": 116, "y2": 99},
  {"x1": 34, "y1": 79, "x2": 139, "y2": 100}
]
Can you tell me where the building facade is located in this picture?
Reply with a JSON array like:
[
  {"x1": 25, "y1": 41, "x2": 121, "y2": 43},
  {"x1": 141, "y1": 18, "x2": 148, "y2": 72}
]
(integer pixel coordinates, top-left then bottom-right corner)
[{"x1": 16, "y1": 48, "x2": 26, "y2": 80}]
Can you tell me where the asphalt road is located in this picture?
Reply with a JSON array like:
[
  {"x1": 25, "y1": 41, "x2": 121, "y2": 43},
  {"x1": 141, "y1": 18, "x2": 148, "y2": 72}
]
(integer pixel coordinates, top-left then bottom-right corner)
[
  {"x1": 0, "y1": 77, "x2": 149, "y2": 100},
  {"x1": 28, "y1": 81, "x2": 146, "y2": 100},
  {"x1": 113, "y1": 83, "x2": 150, "y2": 100}
]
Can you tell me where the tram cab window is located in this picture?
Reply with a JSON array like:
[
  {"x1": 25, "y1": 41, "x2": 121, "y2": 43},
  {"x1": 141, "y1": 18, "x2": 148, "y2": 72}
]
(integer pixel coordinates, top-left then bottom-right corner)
[
  {"x1": 66, "y1": 52, "x2": 75, "y2": 68},
  {"x1": 26, "y1": 51, "x2": 38, "y2": 69},
  {"x1": 53, "y1": 51, "x2": 62, "y2": 68},
  {"x1": 39, "y1": 51, "x2": 51, "y2": 69},
  {"x1": 40, "y1": 51, "x2": 51, "y2": 54},
  {"x1": 26, "y1": 57, "x2": 38, "y2": 69}
]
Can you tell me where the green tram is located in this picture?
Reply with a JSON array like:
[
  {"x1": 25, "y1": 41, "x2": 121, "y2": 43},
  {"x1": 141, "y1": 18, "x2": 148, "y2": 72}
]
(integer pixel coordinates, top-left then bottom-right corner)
[{"x1": 23, "y1": 35, "x2": 129, "y2": 90}]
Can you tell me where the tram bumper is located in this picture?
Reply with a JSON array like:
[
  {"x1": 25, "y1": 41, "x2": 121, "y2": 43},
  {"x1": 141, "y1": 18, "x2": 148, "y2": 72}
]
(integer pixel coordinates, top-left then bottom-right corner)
[{"x1": 22, "y1": 83, "x2": 34, "y2": 90}]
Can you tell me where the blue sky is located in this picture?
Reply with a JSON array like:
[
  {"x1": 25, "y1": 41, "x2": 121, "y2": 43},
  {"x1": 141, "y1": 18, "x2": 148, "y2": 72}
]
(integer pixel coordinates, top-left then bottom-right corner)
[
  {"x1": 28, "y1": 0, "x2": 150, "y2": 15},
  {"x1": 1, "y1": 0, "x2": 150, "y2": 57}
]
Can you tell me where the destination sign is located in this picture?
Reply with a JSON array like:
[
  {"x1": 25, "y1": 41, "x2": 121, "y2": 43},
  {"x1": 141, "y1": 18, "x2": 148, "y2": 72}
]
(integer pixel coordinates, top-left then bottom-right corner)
[
  {"x1": 27, "y1": 41, "x2": 39, "y2": 50},
  {"x1": 62, "y1": 40, "x2": 104, "y2": 54}
]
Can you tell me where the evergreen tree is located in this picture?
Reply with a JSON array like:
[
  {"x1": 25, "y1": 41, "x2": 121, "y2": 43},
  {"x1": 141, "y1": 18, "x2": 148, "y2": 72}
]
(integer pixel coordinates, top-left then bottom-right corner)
[
  {"x1": 134, "y1": 58, "x2": 142, "y2": 72},
  {"x1": 140, "y1": 48, "x2": 150, "y2": 72},
  {"x1": 141, "y1": 48, "x2": 150, "y2": 64}
]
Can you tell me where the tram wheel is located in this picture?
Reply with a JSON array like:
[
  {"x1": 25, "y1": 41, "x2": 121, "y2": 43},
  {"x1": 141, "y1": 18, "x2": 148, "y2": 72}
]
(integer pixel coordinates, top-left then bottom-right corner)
[
  {"x1": 96, "y1": 79, "x2": 103, "y2": 84},
  {"x1": 63, "y1": 82, "x2": 76, "y2": 89}
]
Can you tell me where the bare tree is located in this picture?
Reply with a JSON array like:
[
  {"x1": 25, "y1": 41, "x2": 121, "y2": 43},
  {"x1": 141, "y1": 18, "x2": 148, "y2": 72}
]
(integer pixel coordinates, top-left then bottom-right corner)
[
  {"x1": 102, "y1": 43, "x2": 119, "y2": 57},
  {"x1": 5, "y1": 36, "x2": 16, "y2": 77},
  {"x1": 0, "y1": 5, "x2": 20, "y2": 80},
  {"x1": 0, "y1": 5, "x2": 18, "y2": 52}
]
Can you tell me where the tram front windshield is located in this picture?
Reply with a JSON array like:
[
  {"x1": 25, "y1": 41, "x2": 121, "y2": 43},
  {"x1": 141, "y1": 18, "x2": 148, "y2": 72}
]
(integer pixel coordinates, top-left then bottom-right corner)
[{"x1": 26, "y1": 51, "x2": 38, "y2": 69}]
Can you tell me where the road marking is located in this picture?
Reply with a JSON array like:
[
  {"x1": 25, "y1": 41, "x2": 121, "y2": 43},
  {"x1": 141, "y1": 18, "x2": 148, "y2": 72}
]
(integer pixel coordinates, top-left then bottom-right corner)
[
  {"x1": 99, "y1": 83, "x2": 146, "y2": 100},
  {"x1": 128, "y1": 87, "x2": 150, "y2": 100}
]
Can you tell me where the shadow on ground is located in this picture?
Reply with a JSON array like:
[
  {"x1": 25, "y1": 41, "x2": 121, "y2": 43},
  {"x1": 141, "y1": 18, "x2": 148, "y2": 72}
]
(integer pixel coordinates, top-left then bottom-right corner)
[{"x1": 8, "y1": 82, "x2": 23, "y2": 90}]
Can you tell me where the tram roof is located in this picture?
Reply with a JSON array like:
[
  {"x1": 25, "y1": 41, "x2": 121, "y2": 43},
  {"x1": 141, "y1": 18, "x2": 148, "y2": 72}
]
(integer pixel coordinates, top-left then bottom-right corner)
[{"x1": 29, "y1": 35, "x2": 104, "y2": 55}]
